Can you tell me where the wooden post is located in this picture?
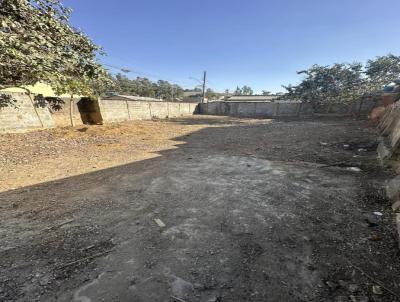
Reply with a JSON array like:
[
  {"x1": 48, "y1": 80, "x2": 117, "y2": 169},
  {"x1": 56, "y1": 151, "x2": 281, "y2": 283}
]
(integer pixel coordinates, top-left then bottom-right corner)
[
  {"x1": 167, "y1": 101, "x2": 170, "y2": 118},
  {"x1": 25, "y1": 89, "x2": 44, "y2": 128},
  {"x1": 148, "y1": 103, "x2": 152, "y2": 119},
  {"x1": 274, "y1": 102, "x2": 280, "y2": 117},
  {"x1": 126, "y1": 100, "x2": 131, "y2": 120},
  {"x1": 69, "y1": 95, "x2": 75, "y2": 127},
  {"x1": 357, "y1": 99, "x2": 364, "y2": 118},
  {"x1": 202, "y1": 71, "x2": 207, "y2": 103},
  {"x1": 296, "y1": 102, "x2": 303, "y2": 117}
]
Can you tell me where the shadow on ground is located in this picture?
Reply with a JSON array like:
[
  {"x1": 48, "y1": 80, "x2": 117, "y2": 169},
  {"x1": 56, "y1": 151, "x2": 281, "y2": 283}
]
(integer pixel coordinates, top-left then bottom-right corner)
[{"x1": 0, "y1": 117, "x2": 399, "y2": 302}]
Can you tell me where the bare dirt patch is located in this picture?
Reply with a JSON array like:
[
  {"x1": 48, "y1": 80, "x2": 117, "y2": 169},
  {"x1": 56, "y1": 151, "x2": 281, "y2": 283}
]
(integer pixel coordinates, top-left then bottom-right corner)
[
  {"x1": 1, "y1": 116, "x2": 399, "y2": 302},
  {"x1": 0, "y1": 116, "x2": 242, "y2": 192}
]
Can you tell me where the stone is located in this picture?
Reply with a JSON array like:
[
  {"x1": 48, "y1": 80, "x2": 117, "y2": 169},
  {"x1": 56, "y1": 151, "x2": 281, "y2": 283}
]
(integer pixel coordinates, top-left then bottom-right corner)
[
  {"x1": 386, "y1": 175, "x2": 400, "y2": 201},
  {"x1": 364, "y1": 214, "x2": 379, "y2": 227},
  {"x1": 348, "y1": 284, "x2": 359, "y2": 293},
  {"x1": 326, "y1": 281, "x2": 338, "y2": 289},
  {"x1": 347, "y1": 167, "x2": 362, "y2": 172},
  {"x1": 377, "y1": 139, "x2": 392, "y2": 164},
  {"x1": 154, "y1": 218, "x2": 166, "y2": 228},
  {"x1": 370, "y1": 233, "x2": 381, "y2": 241},
  {"x1": 372, "y1": 285, "x2": 383, "y2": 295},
  {"x1": 392, "y1": 199, "x2": 400, "y2": 212},
  {"x1": 207, "y1": 297, "x2": 222, "y2": 302}
]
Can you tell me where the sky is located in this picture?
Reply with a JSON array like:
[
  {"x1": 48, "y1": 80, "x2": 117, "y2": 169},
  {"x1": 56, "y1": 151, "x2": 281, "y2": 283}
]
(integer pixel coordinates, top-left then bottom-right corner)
[{"x1": 63, "y1": 0, "x2": 400, "y2": 93}]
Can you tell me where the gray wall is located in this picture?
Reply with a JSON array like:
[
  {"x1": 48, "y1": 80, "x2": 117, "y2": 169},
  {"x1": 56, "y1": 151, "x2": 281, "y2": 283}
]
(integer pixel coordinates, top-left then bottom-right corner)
[
  {"x1": 199, "y1": 99, "x2": 380, "y2": 118},
  {"x1": 0, "y1": 92, "x2": 54, "y2": 133},
  {"x1": 97, "y1": 99, "x2": 199, "y2": 123},
  {"x1": 0, "y1": 93, "x2": 199, "y2": 133},
  {"x1": 50, "y1": 97, "x2": 83, "y2": 127}
]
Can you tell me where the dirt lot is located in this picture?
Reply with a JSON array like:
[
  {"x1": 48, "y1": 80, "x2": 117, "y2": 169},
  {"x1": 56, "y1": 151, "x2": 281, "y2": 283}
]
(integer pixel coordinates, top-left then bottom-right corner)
[
  {"x1": 0, "y1": 118, "x2": 211, "y2": 192},
  {"x1": 1, "y1": 116, "x2": 400, "y2": 302}
]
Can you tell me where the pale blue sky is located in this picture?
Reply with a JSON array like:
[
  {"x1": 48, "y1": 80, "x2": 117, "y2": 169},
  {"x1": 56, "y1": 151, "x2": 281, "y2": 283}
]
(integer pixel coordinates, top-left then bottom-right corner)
[{"x1": 64, "y1": 0, "x2": 400, "y2": 93}]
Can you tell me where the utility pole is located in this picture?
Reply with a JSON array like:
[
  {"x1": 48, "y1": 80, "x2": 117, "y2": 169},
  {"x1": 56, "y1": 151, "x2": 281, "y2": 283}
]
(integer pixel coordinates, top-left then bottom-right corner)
[{"x1": 202, "y1": 71, "x2": 207, "y2": 103}]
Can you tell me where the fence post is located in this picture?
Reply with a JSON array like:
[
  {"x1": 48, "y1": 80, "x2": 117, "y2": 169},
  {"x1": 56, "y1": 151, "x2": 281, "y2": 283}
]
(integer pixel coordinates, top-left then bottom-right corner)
[{"x1": 126, "y1": 100, "x2": 131, "y2": 120}]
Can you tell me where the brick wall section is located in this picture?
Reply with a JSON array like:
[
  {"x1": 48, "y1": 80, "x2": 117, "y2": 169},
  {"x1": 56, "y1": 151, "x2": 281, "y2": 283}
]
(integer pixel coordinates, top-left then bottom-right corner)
[
  {"x1": 0, "y1": 92, "x2": 54, "y2": 133},
  {"x1": 97, "y1": 99, "x2": 198, "y2": 123}
]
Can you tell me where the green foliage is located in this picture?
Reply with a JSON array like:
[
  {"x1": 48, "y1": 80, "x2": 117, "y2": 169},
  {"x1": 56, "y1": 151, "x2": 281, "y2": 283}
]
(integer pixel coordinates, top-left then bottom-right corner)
[
  {"x1": 366, "y1": 54, "x2": 400, "y2": 89},
  {"x1": 206, "y1": 88, "x2": 220, "y2": 100},
  {"x1": 34, "y1": 94, "x2": 65, "y2": 111},
  {"x1": 113, "y1": 74, "x2": 184, "y2": 100},
  {"x1": 234, "y1": 85, "x2": 254, "y2": 95},
  {"x1": 283, "y1": 63, "x2": 366, "y2": 105},
  {"x1": 0, "y1": 0, "x2": 111, "y2": 99},
  {"x1": 0, "y1": 93, "x2": 15, "y2": 108},
  {"x1": 283, "y1": 54, "x2": 400, "y2": 105}
]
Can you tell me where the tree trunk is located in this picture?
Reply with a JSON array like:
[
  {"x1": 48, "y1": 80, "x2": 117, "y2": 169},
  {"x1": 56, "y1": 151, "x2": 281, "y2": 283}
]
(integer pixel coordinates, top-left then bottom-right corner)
[
  {"x1": 70, "y1": 95, "x2": 75, "y2": 127},
  {"x1": 24, "y1": 88, "x2": 44, "y2": 128}
]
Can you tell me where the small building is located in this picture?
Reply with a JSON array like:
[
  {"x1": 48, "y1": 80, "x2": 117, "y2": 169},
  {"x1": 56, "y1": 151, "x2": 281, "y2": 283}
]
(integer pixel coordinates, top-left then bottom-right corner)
[
  {"x1": 224, "y1": 95, "x2": 279, "y2": 102},
  {"x1": 182, "y1": 91, "x2": 203, "y2": 103}
]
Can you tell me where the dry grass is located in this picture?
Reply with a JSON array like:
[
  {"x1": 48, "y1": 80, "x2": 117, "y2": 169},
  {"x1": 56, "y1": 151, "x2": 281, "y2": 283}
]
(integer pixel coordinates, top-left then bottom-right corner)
[{"x1": 0, "y1": 117, "x2": 216, "y2": 192}]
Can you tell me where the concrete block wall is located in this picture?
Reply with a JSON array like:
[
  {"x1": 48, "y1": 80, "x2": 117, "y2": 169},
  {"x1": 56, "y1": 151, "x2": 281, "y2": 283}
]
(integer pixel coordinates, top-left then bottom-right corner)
[
  {"x1": 98, "y1": 99, "x2": 130, "y2": 123},
  {"x1": 50, "y1": 97, "x2": 83, "y2": 127},
  {"x1": 0, "y1": 92, "x2": 54, "y2": 133},
  {"x1": 0, "y1": 94, "x2": 199, "y2": 133},
  {"x1": 199, "y1": 101, "x2": 312, "y2": 118},
  {"x1": 199, "y1": 98, "x2": 380, "y2": 118},
  {"x1": 97, "y1": 99, "x2": 198, "y2": 123}
]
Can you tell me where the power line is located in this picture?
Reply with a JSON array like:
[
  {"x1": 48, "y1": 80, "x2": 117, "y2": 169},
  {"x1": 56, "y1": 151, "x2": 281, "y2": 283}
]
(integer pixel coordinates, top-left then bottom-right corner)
[
  {"x1": 102, "y1": 62, "x2": 192, "y2": 87},
  {"x1": 202, "y1": 71, "x2": 207, "y2": 103}
]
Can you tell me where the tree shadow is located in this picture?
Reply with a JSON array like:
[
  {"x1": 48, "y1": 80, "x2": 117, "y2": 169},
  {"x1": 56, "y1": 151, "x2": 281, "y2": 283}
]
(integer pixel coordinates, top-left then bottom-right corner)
[{"x1": 0, "y1": 117, "x2": 396, "y2": 302}]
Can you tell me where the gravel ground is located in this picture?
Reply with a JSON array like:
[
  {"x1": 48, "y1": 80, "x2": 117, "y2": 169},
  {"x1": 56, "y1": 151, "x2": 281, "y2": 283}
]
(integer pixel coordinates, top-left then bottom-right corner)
[{"x1": 0, "y1": 116, "x2": 399, "y2": 302}]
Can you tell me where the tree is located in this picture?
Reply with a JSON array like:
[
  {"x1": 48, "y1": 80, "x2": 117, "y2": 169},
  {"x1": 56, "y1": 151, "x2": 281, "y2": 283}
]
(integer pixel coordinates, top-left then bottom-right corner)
[
  {"x1": 0, "y1": 0, "x2": 110, "y2": 107},
  {"x1": 283, "y1": 63, "x2": 367, "y2": 107},
  {"x1": 365, "y1": 54, "x2": 400, "y2": 90},
  {"x1": 283, "y1": 54, "x2": 400, "y2": 107},
  {"x1": 113, "y1": 75, "x2": 184, "y2": 100},
  {"x1": 241, "y1": 85, "x2": 253, "y2": 95},
  {"x1": 206, "y1": 88, "x2": 219, "y2": 100},
  {"x1": 234, "y1": 86, "x2": 253, "y2": 95},
  {"x1": 234, "y1": 86, "x2": 242, "y2": 95},
  {"x1": 262, "y1": 90, "x2": 272, "y2": 96}
]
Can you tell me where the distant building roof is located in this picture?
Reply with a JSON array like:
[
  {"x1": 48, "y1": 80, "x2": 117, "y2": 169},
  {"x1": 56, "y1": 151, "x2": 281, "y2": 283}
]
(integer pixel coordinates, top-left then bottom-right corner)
[
  {"x1": 183, "y1": 91, "x2": 202, "y2": 97},
  {"x1": 182, "y1": 91, "x2": 203, "y2": 103},
  {"x1": 103, "y1": 94, "x2": 162, "y2": 102},
  {"x1": 225, "y1": 95, "x2": 278, "y2": 102}
]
